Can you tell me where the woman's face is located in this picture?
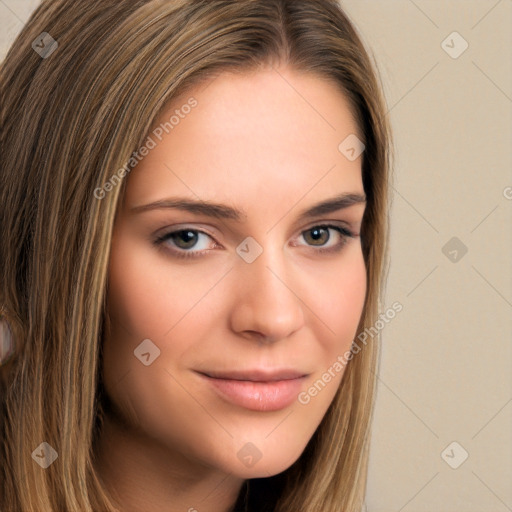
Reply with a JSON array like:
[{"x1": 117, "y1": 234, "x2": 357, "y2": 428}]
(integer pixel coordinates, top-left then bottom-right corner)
[{"x1": 102, "y1": 65, "x2": 367, "y2": 479}]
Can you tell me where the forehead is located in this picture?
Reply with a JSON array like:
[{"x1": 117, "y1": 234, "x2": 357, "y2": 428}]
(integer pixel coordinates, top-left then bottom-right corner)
[{"x1": 124, "y1": 67, "x2": 364, "y2": 211}]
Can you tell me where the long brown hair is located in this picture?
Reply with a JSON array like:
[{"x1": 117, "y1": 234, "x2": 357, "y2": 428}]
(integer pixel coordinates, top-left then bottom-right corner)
[{"x1": 0, "y1": 1, "x2": 392, "y2": 510}]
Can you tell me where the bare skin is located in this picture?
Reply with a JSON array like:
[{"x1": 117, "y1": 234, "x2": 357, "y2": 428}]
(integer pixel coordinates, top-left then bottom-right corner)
[{"x1": 96, "y1": 64, "x2": 367, "y2": 512}]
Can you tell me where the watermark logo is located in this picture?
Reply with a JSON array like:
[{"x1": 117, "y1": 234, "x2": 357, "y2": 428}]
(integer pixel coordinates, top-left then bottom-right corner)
[
  {"x1": 32, "y1": 32, "x2": 58, "y2": 58},
  {"x1": 236, "y1": 237, "x2": 263, "y2": 263},
  {"x1": 441, "y1": 441, "x2": 469, "y2": 469},
  {"x1": 134, "y1": 338, "x2": 161, "y2": 366},
  {"x1": 338, "y1": 134, "x2": 365, "y2": 161},
  {"x1": 441, "y1": 31, "x2": 469, "y2": 59},
  {"x1": 32, "y1": 442, "x2": 58, "y2": 469},
  {"x1": 237, "y1": 442, "x2": 262, "y2": 468},
  {"x1": 442, "y1": 236, "x2": 468, "y2": 263}
]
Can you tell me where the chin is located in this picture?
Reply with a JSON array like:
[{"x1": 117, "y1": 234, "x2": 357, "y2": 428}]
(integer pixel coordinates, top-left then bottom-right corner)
[
  {"x1": 213, "y1": 439, "x2": 307, "y2": 480},
  {"x1": 230, "y1": 459, "x2": 296, "y2": 480}
]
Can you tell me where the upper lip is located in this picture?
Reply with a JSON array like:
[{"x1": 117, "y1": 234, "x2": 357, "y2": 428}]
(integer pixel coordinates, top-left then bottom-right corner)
[{"x1": 197, "y1": 369, "x2": 308, "y2": 382}]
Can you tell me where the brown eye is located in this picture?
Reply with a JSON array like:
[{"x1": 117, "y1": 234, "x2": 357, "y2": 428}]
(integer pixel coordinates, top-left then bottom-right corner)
[
  {"x1": 154, "y1": 228, "x2": 219, "y2": 259},
  {"x1": 297, "y1": 225, "x2": 355, "y2": 253},
  {"x1": 303, "y1": 227, "x2": 330, "y2": 246},
  {"x1": 169, "y1": 230, "x2": 199, "y2": 249}
]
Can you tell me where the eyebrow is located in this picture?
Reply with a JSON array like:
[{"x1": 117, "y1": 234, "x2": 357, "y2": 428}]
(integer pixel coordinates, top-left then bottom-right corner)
[{"x1": 130, "y1": 192, "x2": 366, "y2": 221}]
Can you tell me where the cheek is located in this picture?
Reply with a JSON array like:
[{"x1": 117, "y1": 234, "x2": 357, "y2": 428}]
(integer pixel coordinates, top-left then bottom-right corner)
[
  {"x1": 102, "y1": 230, "x2": 234, "y2": 398},
  {"x1": 334, "y1": 255, "x2": 366, "y2": 336},
  {"x1": 102, "y1": 234, "x2": 190, "y2": 392},
  {"x1": 105, "y1": 232, "x2": 222, "y2": 344},
  {"x1": 308, "y1": 250, "x2": 366, "y2": 376},
  {"x1": 307, "y1": 247, "x2": 367, "y2": 350},
  {"x1": 292, "y1": 250, "x2": 366, "y2": 427}
]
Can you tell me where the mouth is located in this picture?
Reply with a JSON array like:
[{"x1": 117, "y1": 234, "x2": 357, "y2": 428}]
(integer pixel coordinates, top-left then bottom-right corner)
[
  {"x1": 199, "y1": 369, "x2": 308, "y2": 382},
  {"x1": 195, "y1": 369, "x2": 309, "y2": 412}
]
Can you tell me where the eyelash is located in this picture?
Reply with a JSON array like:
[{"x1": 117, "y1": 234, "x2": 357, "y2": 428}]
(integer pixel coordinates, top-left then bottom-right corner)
[{"x1": 153, "y1": 224, "x2": 357, "y2": 260}]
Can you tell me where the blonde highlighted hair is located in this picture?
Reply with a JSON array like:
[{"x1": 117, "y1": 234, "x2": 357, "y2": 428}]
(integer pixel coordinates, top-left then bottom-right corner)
[{"x1": 0, "y1": 1, "x2": 392, "y2": 510}]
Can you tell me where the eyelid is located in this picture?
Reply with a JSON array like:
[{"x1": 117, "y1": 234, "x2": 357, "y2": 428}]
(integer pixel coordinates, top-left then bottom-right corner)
[
  {"x1": 297, "y1": 219, "x2": 358, "y2": 237},
  {"x1": 153, "y1": 223, "x2": 220, "y2": 241}
]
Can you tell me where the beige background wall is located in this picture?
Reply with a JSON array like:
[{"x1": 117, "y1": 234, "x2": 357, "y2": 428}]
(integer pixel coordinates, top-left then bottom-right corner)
[{"x1": 1, "y1": 1, "x2": 510, "y2": 511}]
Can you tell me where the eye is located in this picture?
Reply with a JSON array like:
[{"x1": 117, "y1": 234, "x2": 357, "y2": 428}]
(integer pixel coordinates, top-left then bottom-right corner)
[
  {"x1": 154, "y1": 228, "x2": 218, "y2": 258},
  {"x1": 297, "y1": 224, "x2": 355, "y2": 252},
  {"x1": 168, "y1": 230, "x2": 205, "y2": 249}
]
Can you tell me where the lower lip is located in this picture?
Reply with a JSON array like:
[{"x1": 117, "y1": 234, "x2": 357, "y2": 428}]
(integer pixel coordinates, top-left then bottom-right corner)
[{"x1": 198, "y1": 373, "x2": 307, "y2": 412}]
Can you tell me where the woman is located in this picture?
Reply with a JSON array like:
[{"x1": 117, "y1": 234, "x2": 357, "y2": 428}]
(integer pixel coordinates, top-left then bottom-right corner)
[{"x1": 0, "y1": 0, "x2": 392, "y2": 510}]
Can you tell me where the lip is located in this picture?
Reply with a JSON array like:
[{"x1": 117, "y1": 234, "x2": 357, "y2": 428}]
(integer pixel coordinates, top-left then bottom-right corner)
[{"x1": 196, "y1": 369, "x2": 309, "y2": 412}]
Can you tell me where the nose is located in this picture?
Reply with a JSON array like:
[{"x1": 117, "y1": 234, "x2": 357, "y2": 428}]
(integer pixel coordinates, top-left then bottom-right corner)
[{"x1": 228, "y1": 247, "x2": 305, "y2": 343}]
